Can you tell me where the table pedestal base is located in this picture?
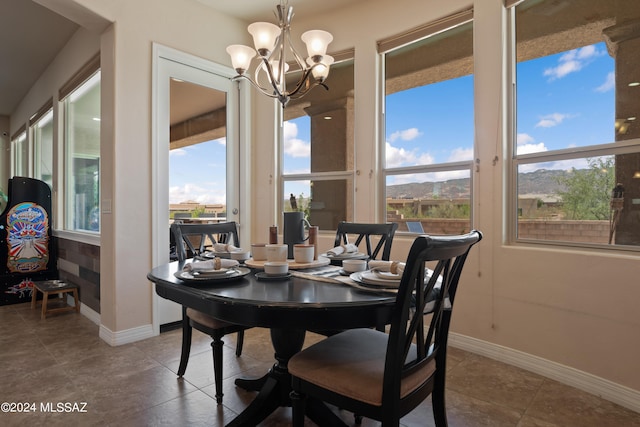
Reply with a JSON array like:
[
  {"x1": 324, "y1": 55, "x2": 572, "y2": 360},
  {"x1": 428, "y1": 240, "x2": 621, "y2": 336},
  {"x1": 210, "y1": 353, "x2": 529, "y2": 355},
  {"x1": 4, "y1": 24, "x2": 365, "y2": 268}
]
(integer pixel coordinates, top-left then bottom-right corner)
[{"x1": 228, "y1": 328, "x2": 348, "y2": 427}]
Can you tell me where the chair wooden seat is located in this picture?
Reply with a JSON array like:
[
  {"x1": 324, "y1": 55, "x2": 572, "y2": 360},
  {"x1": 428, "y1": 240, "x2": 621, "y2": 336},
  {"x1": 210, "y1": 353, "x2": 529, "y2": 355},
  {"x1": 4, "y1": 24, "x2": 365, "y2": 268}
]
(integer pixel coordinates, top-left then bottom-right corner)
[
  {"x1": 289, "y1": 328, "x2": 435, "y2": 406},
  {"x1": 185, "y1": 307, "x2": 238, "y2": 330},
  {"x1": 290, "y1": 230, "x2": 482, "y2": 426}
]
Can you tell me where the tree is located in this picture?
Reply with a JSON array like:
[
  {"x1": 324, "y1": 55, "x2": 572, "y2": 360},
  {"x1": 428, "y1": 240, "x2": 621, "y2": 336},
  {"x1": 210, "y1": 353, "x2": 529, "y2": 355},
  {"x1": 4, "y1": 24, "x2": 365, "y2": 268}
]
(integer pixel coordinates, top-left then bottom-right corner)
[{"x1": 554, "y1": 157, "x2": 615, "y2": 220}]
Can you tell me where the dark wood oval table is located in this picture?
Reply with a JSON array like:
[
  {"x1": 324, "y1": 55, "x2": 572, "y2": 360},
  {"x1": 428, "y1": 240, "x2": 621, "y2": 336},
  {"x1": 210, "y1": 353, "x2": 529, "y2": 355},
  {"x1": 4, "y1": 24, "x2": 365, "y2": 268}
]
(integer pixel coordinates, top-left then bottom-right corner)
[{"x1": 148, "y1": 260, "x2": 396, "y2": 427}]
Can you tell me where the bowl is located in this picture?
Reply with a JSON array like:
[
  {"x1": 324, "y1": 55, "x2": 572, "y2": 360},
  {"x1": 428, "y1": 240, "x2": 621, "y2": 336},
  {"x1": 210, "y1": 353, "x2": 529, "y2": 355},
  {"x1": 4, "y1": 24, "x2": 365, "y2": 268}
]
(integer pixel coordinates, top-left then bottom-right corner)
[
  {"x1": 230, "y1": 250, "x2": 251, "y2": 262},
  {"x1": 342, "y1": 259, "x2": 367, "y2": 273},
  {"x1": 263, "y1": 261, "x2": 289, "y2": 276}
]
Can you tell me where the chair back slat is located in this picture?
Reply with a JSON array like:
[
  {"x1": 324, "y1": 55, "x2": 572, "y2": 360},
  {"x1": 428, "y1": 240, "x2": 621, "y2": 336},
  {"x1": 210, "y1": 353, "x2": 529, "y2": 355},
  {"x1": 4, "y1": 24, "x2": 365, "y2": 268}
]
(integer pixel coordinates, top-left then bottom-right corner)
[
  {"x1": 170, "y1": 222, "x2": 240, "y2": 262},
  {"x1": 383, "y1": 230, "x2": 482, "y2": 407},
  {"x1": 333, "y1": 222, "x2": 398, "y2": 260}
]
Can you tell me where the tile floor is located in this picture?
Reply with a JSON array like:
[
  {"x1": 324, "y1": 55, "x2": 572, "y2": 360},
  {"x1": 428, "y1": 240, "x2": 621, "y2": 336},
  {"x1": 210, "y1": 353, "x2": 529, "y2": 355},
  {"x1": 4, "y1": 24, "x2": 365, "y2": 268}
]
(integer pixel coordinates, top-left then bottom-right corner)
[{"x1": 1, "y1": 301, "x2": 639, "y2": 427}]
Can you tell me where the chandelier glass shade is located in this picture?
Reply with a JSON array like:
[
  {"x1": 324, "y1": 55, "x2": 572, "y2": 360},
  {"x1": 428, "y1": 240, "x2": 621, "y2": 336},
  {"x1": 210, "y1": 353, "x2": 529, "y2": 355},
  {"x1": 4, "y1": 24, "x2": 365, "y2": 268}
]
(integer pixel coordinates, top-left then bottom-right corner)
[{"x1": 226, "y1": 2, "x2": 334, "y2": 107}]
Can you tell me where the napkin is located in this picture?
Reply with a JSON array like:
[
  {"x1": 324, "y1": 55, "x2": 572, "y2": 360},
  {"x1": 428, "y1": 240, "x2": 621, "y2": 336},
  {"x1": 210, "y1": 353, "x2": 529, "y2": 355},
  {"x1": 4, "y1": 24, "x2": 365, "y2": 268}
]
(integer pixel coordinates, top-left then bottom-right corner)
[
  {"x1": 183, "y1": 259, "x2": 239, "y2": 272},
  {"x1": 213, "y1": 243, "x2": 239, "y2": 252},
  {"x1": 368, "y1": 260, "x2": 405, "y2": 276},
  {"x1": 326, "y1": 243, "x2": 359, "y2": 256}
]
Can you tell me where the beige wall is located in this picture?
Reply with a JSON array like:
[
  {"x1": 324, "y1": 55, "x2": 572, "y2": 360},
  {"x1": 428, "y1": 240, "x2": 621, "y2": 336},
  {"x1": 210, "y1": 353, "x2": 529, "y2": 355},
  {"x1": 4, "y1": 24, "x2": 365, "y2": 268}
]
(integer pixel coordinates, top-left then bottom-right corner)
[
  {"x1": 10, "y1": 0, "x2": 640, "y2": 408},
  {"x1": 74, "y1": 0, "x2": 249, "y2": 334}
]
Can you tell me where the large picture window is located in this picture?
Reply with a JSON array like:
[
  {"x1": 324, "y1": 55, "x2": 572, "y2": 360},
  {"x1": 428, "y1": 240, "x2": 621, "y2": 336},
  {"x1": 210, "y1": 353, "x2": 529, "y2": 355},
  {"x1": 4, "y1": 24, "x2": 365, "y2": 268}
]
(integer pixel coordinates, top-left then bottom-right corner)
[
  {"x1": 381, "y1": 12, "x2": 474, "y2": 234},
  {"x1": 62, "y1": 71, "x2": 101, "y2": 233},
  {"x1": 511, "y1": 0, "x2": 640, "y2": 248},
  {"x1": 282, "y1": 54, "x2": 355, "y2": 230}
]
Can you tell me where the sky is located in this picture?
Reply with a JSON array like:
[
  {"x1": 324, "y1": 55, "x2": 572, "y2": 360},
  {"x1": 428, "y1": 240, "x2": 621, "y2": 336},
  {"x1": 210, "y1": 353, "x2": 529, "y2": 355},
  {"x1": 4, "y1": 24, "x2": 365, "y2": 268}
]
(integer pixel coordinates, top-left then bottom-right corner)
[{"x1": 169, "y1": 41, "x2": 615, "y2": 204}]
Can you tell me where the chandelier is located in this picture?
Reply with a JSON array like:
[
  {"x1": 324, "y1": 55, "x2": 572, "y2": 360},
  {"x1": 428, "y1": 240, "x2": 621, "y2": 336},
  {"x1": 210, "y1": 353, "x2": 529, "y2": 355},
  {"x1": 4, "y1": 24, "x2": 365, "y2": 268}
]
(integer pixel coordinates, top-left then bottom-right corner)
[{"x1": 226, "y1": 2, "x2": 334, "y2": 107}]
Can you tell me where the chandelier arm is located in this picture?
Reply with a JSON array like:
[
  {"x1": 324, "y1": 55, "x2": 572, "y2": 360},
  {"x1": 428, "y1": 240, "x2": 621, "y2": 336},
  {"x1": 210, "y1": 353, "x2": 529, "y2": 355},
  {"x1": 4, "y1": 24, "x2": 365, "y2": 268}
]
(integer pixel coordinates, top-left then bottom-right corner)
[
  {"x1": 289, "y1": 81, "x2": 329, "y2": 101},
  {"x1": 232, "y1": 75, "x2": 280, "y2": 100},
  {"x1": 258, "y1": 56, "x2": 288, "y2": 100},
  {"x1": 285, "y1": 29, "x2": 309, "y2": 75},
  {"x1": 286, "y1": 68, "x2": 315, "y2": 98},
  {"x1": 286, "y1": 61, "x2": 329, "y2": 99}
]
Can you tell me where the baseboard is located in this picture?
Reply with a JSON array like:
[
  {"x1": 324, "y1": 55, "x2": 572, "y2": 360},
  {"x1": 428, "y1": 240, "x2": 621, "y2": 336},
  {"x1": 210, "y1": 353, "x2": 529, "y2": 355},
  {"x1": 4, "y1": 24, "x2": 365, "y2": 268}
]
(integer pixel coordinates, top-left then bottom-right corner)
[
  {"x1": 449, "y1": 333, "x2": 640, "y2": 414},
  {"x1": 65, "y1": 294, "x2": 100, "y2": 325},
  {"x1": 98, "y1": 323, "x2": 155, "y2": 346},
  {"x1": 62, "y1": 295, "x2": 154, "y2": 346}
]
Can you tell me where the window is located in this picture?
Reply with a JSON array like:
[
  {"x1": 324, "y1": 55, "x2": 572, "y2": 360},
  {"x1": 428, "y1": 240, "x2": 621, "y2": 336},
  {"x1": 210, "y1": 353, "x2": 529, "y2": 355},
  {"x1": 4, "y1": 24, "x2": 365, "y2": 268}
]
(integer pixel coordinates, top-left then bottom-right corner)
[
  {"x1": 11, "y1": 128, "x2": 28, "y2": 177},
  {"x1": 61, "y1": 71, "x2": 100, "y2": 233},
  {"x1": 381, "y1": 12, "x2": 474, "y2": 234},
  {"x1": 282, "y1": 53, "x2": 355, "y2": 230},
  {"x1": 30, "y1": 101, "x2": 54, "y2": 188},
  {"x1": 511, "y1": 0, "x2": 640, "y2": 248}
]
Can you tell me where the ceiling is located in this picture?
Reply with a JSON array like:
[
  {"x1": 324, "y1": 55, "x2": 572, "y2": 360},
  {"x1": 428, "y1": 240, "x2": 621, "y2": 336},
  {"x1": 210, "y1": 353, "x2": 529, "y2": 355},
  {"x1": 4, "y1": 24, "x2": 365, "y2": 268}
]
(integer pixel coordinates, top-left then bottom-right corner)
[
  {"x1": 195, "y1": 0, "x2": 366, "y2": 23},
  {"x1": 0, "y1": 0, "x2": 365, "y2": 119},
  {"x1": 0, "y1": 0, "x2": 78, "y2": 116}
]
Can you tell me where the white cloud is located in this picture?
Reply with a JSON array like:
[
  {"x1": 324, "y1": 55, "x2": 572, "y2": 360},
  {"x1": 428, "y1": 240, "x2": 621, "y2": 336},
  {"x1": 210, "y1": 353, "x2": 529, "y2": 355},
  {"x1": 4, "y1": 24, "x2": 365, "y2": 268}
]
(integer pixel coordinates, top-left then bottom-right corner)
[
  {"x1": 595, "y1": 71, "x2": 615, "y2": 93},
  {"x1": 216, "y1": 137, "x2": 226, "y2": 146},
  {"x1": 544, "y1": 60, "x2": 582, "y2": 80},
  {"x1": 576, "y1": 45, "x2": 597, "y2": 59},
  {"x1": 417, "y1": 152, "x2": 436, "y2": 164},
  {"x1": 543, "y1": 44, "x2": 602, "y2": 81},
  {"x1": 535, "y1": 113, "x2": 571, "y2": 128},
  {"x1": 170, "y1": 148, "x2": 187, "y2": 156},
  {"x1": 385, "y1": 142, "x2": 418, "y2": 167},
  {"x1": 285, "y1": 137, "x2": 311, "y2": 158},
  {"x1": 517, "y1": 133, "x2": 535, "y2": 145},
  {"x1": 169, "y1": 182, "x2": 225, "y2": 204},
  {"x1": 516, "y1": 142, "x2": 548, "y2": 155},
  {"x1": 388, "y1": 127, "x2": 422, "y2": 142},
  {"x1": 283, "y1": 121, "x2": 298, "y2": 140},
  {"x1": 387, "y1": 169, "x2": 470, "y2": 186},
  {"x1": 447, "y1": 147, "x2": 473, "y2": 162},
  {"x1": 283, "y1": 120, "x2": 310, "y2": 158}
]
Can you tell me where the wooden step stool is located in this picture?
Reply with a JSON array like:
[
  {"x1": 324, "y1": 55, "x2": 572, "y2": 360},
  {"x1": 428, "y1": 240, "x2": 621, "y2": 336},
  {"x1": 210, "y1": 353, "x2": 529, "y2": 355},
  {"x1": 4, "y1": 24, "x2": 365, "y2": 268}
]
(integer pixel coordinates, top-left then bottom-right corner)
[{"x1": 31, "y1": 280, "x2": 80, "y2": 319}]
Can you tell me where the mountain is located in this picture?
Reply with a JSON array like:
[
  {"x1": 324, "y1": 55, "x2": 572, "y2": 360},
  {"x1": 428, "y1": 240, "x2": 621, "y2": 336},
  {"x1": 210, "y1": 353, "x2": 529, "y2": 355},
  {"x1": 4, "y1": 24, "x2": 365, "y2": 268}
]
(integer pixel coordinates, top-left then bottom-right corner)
[{"x1": 386, "y1": 169, "x2": 567, "y2": 199}]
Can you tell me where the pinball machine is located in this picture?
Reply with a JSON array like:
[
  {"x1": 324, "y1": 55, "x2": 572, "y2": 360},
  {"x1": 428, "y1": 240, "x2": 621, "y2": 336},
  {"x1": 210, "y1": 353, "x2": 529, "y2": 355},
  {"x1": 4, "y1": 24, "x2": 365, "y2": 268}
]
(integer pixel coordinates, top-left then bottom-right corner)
[{"x1": 0, "y1": 177, "x2": 58, "y2": 306}]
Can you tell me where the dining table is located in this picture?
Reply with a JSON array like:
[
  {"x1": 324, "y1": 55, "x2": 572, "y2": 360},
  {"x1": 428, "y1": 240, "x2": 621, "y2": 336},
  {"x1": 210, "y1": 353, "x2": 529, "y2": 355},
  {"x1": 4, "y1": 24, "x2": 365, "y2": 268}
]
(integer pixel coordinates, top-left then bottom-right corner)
[{"x1": 148, "y1": 258, "x2": 397, "y2": 427}]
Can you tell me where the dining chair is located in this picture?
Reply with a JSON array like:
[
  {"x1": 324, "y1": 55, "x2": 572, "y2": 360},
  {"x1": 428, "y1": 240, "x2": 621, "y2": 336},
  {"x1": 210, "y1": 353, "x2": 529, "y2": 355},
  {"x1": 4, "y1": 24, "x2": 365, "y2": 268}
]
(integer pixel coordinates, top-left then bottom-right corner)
[
  {"x1": 333, "y1": 221, "x2": 399, "y2": 261},
  {"x1": 289, "y1": 230, "x2": 482, "y2": 426},
  {"x1": 170, "y1": 221, "x2": 249, "y2": 404},
  {"x1": 328, "y1": 222, "x2": 398, "y2": 335}
]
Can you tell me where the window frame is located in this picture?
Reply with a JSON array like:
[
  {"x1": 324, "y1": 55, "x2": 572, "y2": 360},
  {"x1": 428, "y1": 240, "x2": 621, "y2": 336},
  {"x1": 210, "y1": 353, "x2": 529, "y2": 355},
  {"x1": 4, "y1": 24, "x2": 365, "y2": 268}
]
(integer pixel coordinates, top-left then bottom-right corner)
[
  {"x1": 10, "y1": 126, "x2": 28, "y2": 178},
  {"x1": 59, "y1": 68, "x2": 101, "y2": 238},
  {"x1": 378, "y1": 11, "x2": 475, "y2": 234},
  {"x1": 280, "y1": 50, "x2": 356, "y2": 230},
  {"x1": 506, "y1": 0, "x2": 640, "y2": 252},
  {"x1": 29, "y1": 99, "x2": 54, "y2": 188}
]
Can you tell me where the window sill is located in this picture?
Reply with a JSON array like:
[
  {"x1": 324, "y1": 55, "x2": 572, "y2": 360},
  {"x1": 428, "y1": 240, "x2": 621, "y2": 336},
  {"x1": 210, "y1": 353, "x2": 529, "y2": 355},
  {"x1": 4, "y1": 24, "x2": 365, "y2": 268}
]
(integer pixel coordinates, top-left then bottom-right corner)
[{"x1": 53, "y1": 229, "x2": 101, "y2": 247}]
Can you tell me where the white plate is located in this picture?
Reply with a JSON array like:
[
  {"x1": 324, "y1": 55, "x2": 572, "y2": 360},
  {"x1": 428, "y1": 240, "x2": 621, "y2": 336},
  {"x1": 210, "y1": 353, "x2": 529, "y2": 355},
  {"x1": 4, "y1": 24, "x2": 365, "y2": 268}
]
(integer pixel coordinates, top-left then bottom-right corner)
[
  {"x1": 174, "y1": 267, "x2": 251, "y2": 283},
  {"x1": 191, "y1": 268, "x2": 235, "y2": 276},
  {"x1": 201, "y1": 251, "x2": 231, "y2": 259},
  {"x1": 371, "y1": 269, "x2": 402, "y2": 281},
  {"x1": 350, "y1": 271, "x2": 401, "y2": 289},
  {"x1": 322, "y1": 252, "x2": 368, "y2": 260}
]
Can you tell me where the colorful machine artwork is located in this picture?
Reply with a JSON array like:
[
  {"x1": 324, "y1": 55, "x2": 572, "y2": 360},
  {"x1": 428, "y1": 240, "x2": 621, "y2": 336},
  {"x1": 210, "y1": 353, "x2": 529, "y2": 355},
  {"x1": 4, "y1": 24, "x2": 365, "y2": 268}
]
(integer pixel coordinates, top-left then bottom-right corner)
[{"x1": 6, "y1": 202, "x2": 50, "y2": 273}]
